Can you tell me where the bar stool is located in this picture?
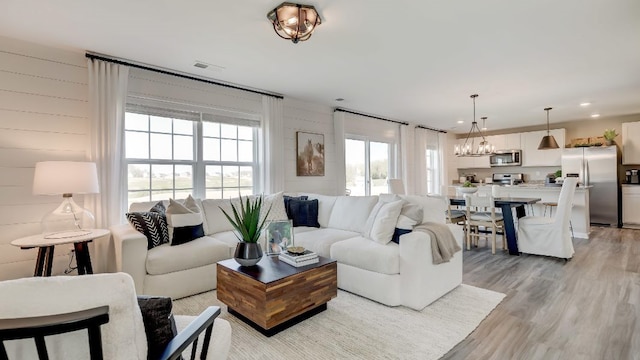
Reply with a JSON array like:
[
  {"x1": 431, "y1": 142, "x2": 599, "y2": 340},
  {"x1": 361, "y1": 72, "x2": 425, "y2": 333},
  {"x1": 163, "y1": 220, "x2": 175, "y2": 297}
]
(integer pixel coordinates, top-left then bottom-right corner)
[
  {"x1": 543, "y1": 202, "x2": 574, "y2": 239},
  {"x1": 542, "y1": 202, "x2": 557, "y2": 217}
]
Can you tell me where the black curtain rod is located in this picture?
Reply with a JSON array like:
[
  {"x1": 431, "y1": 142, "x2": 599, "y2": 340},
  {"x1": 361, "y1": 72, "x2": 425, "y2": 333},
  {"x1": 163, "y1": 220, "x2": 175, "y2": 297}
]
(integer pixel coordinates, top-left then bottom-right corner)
[
  {"x1": 334, "y1": 108, "x2": 409, "y2": 126},
  {"x1": 85, "y1": 53, "x2": 284, "y2": 99},
  {"x1": 415, "y1": 125, "x2": 447, "y2": 134}
]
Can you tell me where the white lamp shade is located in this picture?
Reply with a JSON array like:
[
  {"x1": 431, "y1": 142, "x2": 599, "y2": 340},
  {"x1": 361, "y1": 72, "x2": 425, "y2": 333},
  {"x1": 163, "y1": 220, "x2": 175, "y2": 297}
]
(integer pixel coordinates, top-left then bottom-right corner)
[{"x1": 33, "y1": 161, "x2": 99, "y2": 195}]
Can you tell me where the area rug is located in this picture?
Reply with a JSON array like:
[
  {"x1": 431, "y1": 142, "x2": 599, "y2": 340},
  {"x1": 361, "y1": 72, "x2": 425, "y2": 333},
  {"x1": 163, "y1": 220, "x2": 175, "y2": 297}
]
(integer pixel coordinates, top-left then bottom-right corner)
[{"x1": 173, "y1": 284, "x2": 505, "y2": 360}]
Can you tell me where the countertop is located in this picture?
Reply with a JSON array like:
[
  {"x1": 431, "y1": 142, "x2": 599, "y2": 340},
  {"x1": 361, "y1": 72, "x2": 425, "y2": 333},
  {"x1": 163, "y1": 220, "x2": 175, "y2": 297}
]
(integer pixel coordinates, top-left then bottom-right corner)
[{"x1": 451, "y1": 183, "x2": 592, "y2": 190}]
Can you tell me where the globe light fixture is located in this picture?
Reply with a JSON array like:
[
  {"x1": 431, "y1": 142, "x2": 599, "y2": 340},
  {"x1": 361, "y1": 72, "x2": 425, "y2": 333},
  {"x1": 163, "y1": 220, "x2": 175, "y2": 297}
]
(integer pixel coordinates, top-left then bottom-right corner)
[{"x1": 267, "y1": 2, "x2": 321, "y2": 44}]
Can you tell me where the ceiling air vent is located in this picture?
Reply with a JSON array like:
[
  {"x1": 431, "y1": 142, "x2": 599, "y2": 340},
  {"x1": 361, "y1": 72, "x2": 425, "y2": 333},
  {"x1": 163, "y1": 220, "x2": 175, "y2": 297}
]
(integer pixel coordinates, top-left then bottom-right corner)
[{"x1": 193, "y1": 62, "x2": 209, "y2": 69}]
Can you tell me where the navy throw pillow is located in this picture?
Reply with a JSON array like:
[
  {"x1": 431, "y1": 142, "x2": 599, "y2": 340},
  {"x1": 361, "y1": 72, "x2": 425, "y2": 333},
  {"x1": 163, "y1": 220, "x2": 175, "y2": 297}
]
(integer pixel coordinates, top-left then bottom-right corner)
[
  {"x1": 391, "y1": 228, "x2": 412, "y2": 244},
  {"x1": 287, "y1": 198, "x2": 320, "y2": 227},
  {"x1": 283, "y1": 195, "x2": 309, "y2": 219},
  {"x1": 137, "y1": 296, "x2": 181, "y2": 360},
  {"x1": 171, "y1": 223, "x2": 205, "y2": 246}
]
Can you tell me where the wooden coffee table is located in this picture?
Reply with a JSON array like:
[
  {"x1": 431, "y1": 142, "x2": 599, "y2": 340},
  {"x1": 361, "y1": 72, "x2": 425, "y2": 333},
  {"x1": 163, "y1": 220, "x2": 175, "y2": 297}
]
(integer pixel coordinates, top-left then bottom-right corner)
[{"x1": 216, "y1": 255, "x2": 337, "y2": 336}]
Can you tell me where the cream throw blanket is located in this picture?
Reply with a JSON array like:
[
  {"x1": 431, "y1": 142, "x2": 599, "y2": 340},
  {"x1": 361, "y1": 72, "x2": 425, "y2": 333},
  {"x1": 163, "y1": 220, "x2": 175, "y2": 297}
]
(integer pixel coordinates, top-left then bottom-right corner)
[{"x1": 413, "y1": 222, "x2": 461, "y2": 264}]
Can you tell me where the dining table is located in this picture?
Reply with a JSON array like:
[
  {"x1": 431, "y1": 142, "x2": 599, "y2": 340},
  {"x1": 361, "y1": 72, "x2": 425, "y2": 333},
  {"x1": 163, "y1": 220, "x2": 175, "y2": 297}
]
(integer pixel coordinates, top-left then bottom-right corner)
[{"x1": 449, "y1": 196, "x2": 541, "y2": 255}]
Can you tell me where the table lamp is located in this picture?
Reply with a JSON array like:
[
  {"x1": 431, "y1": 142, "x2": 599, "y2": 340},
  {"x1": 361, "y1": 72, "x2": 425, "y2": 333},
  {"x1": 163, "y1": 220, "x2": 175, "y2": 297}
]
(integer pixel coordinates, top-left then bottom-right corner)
[{"x1": 33, "y1": 161, "x2": 99, "y2": 238}]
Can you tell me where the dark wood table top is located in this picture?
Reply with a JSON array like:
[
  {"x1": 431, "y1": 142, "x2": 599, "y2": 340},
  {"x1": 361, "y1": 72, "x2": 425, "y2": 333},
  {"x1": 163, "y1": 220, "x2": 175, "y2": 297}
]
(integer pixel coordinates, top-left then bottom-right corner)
[
  {"x1": 217, "y1": 255, "x2": 336, "y2": 284},
  {"x1": 450, "y1": 196, "x2": 541, "y2": 206}
]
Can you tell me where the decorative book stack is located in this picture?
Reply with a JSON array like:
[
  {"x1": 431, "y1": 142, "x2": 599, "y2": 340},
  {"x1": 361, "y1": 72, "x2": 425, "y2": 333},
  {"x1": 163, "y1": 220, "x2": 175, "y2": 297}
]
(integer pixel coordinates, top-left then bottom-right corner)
[{"x1": 278, "y1": 250, "x2": 319, "y2": 267}]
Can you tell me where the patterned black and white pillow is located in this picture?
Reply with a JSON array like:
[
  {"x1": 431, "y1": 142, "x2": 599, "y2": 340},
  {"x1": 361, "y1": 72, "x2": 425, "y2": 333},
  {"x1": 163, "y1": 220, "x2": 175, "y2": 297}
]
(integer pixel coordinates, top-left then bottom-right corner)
[{"x1": 126, "y1": 202, "x2": 169, "y2": 249}]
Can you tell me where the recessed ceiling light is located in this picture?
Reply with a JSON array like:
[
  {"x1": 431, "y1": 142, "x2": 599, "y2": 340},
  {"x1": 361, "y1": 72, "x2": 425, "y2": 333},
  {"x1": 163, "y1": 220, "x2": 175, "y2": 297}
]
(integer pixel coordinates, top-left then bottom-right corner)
[
  {"x1": 335, "y1": 98, "x2": 344, "y2": 102},
  {"x1": 580, "y1": 102, "x2": 591, "y2": 107},
  {"x1": 591, "y1": 113, "x2": 600, "y2": 118},
  {"x1": 457, "y1": 120, "x2": 464, "y2": 124}
]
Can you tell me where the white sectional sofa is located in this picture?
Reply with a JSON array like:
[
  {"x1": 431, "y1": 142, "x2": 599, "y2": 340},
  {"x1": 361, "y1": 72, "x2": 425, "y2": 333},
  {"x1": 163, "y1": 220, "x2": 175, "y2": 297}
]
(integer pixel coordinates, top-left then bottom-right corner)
[{"x1": 111, "y1": 193, "x2": 463, "y2": 310}]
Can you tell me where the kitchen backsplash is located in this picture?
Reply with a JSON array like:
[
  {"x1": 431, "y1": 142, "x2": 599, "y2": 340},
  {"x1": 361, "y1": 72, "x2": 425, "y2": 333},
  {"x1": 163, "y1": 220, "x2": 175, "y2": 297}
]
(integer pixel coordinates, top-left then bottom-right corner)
[{"x1": 456, "y1": 165, "x2": 561, "y2": 183}]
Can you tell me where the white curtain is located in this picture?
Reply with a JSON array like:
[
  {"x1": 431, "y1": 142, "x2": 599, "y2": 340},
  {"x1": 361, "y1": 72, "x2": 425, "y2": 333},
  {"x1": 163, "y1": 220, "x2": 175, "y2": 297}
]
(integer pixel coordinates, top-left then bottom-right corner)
[
  {"x1": 86, "y1": 59, "x2": 129, "y2": 272},
  {"x1": 414, "y1": 127, "x2": 442, "y2": 195},
  {"x1": 333, "y1": 111, "x2": 346, "y2": 195},
  {"x1": 400, "y1": 125, "x2": 415, "y2": 194},
  {"x1": 262, "y1": 96, "x2": 284, "y2": 193},
  {"x1": 438, "y1": 132, "x2": 449, "y2": 194}
]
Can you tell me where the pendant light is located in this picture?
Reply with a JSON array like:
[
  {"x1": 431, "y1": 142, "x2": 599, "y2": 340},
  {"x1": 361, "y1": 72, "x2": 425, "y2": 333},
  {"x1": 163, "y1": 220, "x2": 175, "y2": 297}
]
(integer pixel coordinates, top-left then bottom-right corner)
[
  {"x1": 538, "y1": 107, "x2": 559, "y2": 150},
  {"x1": 454, "y1": 94, "x2": 494, "y2": 157}
]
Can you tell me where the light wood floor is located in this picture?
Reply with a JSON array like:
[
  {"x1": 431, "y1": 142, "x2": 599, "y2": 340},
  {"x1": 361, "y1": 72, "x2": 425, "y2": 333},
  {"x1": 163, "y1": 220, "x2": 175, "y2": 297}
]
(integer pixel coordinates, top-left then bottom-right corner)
[{"x1": 441, "y1": 226, "x2": 640, "y2": 360}]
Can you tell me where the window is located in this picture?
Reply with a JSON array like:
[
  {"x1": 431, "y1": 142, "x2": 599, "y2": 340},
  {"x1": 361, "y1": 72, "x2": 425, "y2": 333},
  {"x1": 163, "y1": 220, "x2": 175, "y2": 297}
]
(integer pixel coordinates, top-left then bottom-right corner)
[
  {"x1": 345, "y1": 138, "x2": 391, "y2": 196},
  {"x1": 425, "y1": 148, "x2": 438, "y2": 194},
  {"x1": 202, "y1": 121, "x2": 256, "y2": 199},
  {"x1": 125, "y1": 106, "x2": 258, "y2": 205}
]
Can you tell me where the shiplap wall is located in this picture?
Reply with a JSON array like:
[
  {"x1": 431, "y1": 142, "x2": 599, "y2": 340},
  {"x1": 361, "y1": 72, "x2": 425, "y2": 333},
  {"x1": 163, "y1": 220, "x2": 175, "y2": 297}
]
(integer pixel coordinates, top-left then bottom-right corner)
[
  {"x1": 283, "y1": 98, "x2": 338, "y2": 195},
  {"x1": 0, "y1": 36, "x2": 89, "y2": 280}
]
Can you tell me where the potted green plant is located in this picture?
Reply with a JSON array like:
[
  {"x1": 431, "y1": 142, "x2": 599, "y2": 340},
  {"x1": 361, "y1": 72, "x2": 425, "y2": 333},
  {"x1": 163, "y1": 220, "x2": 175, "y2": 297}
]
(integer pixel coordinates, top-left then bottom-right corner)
[
  {"x1": 603, "y1": 129, "x2": 618, "y2": 146},
  {"x1": 220, "y1": 195, "x2": 271, "y2": 267}
]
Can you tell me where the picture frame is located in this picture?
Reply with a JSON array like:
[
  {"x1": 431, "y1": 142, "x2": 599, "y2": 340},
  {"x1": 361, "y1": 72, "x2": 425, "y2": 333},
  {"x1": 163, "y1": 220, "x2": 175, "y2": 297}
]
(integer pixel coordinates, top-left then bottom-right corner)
[
  {"x1": 265, "y1": 220, "x2": 294, "y2": 255},
  {"x1": 296, "y1": 131, "x2": 325, "y2": 176}
]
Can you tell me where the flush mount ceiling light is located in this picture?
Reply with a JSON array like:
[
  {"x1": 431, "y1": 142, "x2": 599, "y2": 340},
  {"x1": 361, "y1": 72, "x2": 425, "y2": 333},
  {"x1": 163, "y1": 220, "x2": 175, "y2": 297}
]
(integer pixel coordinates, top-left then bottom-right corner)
[
  {"x1": 538, "y1": 107, "x2": 560, "y2": 150},
  {"x1": 267, "y1": 2, "x2": 321, "y2": 44},
  {"x1": 454, "y1": 94, "x2": 495, "y2": 157}
]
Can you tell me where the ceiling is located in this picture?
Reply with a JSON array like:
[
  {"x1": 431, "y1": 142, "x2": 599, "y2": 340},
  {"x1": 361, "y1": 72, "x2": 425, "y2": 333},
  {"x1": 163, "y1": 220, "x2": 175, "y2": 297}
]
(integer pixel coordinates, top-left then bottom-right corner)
[{"x1": 1, "y1": 0, "x2": 639, "y2": 133}]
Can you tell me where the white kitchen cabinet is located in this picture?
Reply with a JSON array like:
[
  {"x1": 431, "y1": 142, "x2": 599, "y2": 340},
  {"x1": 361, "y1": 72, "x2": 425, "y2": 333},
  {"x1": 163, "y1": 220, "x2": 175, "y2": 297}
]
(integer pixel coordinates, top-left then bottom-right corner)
[
  {"x1": 486, "y1": 133, "x2": 520, "y2": 151},
  {"x1": 487, "y1": 135, "x2": 505, "y2": 151},
  {"x1": 622, "y1": 185, "x2": 640, "y2": 226},
  {"x1": 521, "y1": 128, "x2": 565, "y2": 167},
  {"x1": 504, "y1": 133, "x2": 521, "y2": 149},
  {"x1": 622, "y1": 121, "x2": 640, "y2": 165}
]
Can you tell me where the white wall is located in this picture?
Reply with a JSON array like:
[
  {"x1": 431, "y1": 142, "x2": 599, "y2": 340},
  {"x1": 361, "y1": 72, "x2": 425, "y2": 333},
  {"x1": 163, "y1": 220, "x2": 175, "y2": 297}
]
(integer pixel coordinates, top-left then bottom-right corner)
[
  {"x1": 283, "y1": 98, "x2": 338, "y2": 195},
  {"x1": 0, "y1": 36, "x2": 89, "y2": 279},
  {"x1": 127, "y1": 67, "x2": 263, "y2": 116}
]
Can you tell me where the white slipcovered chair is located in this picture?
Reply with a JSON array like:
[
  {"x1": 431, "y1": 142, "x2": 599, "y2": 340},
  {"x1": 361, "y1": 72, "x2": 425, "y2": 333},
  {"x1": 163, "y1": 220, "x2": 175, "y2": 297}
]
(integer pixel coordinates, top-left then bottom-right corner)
[
  {"x1": 517, "y1": 177, "x2": 579, "y2": 259},
  {"x1": 0, "y1": 273, "x2": 231, "y2": 360}
]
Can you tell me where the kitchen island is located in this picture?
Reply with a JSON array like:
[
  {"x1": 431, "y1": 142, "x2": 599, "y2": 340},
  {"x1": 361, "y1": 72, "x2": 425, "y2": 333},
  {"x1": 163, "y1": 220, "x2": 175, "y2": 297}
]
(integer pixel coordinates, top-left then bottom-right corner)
[{"x1": 448, "y1": 184, "x2": 591, "y2": 239}]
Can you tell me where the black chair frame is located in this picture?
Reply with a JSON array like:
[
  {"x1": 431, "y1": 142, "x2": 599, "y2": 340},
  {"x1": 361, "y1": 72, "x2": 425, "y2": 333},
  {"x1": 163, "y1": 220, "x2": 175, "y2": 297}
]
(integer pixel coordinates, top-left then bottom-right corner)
[{"x1": 0, "y1": 305, "x2": 221, "y2": 360}]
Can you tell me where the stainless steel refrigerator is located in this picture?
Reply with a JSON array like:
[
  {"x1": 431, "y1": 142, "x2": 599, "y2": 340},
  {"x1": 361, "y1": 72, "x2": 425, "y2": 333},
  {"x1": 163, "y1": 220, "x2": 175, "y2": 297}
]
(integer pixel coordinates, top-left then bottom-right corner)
[{"x1": 561, "y1": 146, "x2": 620, "y2": 226}]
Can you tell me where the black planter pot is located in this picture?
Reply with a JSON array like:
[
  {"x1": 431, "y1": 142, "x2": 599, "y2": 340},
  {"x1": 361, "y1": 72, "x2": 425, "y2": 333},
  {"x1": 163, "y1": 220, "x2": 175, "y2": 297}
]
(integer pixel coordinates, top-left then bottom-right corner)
[{"x1": 234, "y1": 242, "x2": 263, "y2": 267}]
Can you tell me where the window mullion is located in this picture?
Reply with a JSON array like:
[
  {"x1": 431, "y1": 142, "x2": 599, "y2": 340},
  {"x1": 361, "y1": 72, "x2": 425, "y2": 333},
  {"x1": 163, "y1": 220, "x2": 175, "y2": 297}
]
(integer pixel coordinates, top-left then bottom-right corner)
[
  {"x1": 365, "y1": 140, "x2": 371, "y2": 196},
  {"x1": 194, "y1": 118, "x2": 205, "y2": 199}
]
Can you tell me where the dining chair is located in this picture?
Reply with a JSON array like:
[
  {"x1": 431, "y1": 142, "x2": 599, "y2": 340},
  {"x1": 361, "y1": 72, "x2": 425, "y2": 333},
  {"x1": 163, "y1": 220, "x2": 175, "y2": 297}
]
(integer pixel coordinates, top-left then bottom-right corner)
[
  {"x1": 517, "y1": 177, "x2": 578, "y2": 260},
  {"x1": 445, "y1": 195, "x2": 467, "y2": 225},
  {"x1": 464, "y1": 193, "x2": 505, "y2": 254}
]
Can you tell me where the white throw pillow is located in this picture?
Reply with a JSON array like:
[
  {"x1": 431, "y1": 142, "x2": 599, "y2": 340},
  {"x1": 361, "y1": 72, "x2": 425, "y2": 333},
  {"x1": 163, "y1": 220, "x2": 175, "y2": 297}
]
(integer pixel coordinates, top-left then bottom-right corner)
[
  {"x1": 166, "y1": 195, "x2": 203, "y2": 244},
  {"x1": 396, "y1": 203, "x2": 424, "y2": 230},
  {"x1": 258, "y1": 192, "x2": 288, "y2": 223},
  {"x1": 363, "y1": 199, "x2": 404, "y2": 244}
]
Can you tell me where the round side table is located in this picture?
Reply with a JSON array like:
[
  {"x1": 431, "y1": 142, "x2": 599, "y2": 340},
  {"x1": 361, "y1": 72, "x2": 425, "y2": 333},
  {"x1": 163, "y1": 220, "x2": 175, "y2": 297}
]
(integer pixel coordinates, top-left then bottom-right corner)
[{"x1": 11, "y1": 229, "x2": 110, "y2": 277}]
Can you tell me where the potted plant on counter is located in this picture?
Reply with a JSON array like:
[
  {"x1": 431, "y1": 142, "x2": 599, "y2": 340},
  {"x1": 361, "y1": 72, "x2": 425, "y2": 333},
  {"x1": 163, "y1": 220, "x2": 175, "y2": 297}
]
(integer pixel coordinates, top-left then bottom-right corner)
[
  {"x1": 603, "y1": 129, "x2": 618, "y2": 146},
  {"x1": 220, "y1": 195, "x2": 271, "y2": 267}
]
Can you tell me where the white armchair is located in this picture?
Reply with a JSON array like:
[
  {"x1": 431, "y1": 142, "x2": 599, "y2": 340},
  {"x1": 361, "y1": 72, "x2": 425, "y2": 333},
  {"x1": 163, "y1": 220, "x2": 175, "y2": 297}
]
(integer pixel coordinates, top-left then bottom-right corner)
[
  {"x1": 517, "y1": 177, "x2": 579, "y2": 259},
  {"x1": 0, "y1": 273, "x2": 231, "y2": 360}
]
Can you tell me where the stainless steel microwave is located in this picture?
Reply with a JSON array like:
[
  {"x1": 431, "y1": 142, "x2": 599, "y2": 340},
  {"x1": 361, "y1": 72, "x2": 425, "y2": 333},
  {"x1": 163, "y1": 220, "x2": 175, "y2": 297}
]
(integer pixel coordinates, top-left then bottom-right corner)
[{"x1": 489, "y1": 150, "x2": 522, "y2": 167}]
